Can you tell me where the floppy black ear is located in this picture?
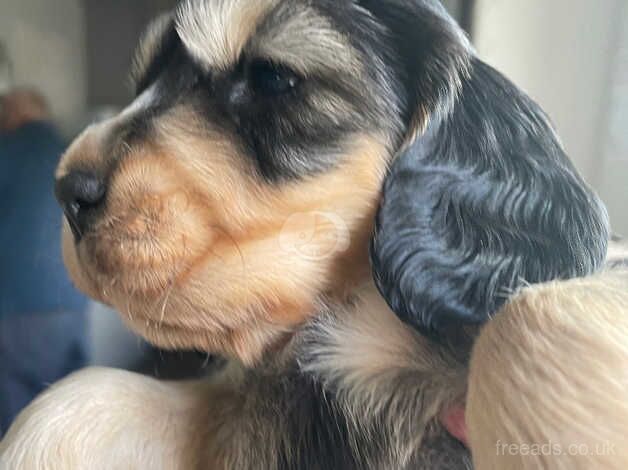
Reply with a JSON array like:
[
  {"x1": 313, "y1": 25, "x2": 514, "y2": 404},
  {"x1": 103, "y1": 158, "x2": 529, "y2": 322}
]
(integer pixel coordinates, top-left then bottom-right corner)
[{"x1": 366, "y1": 0, "x2": 610, "y2": 339}]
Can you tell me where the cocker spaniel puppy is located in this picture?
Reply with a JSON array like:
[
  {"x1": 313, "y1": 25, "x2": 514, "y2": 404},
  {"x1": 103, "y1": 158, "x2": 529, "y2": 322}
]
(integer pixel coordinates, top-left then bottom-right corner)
[{"x1": 0, "y1": 0, "x2": 618, "y2": 469}]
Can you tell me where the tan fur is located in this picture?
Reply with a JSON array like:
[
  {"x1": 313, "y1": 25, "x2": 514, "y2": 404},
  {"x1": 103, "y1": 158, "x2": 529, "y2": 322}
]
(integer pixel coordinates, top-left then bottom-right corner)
[
  {"x1": 251, "y1": 3, "x2": 362, "y2": 77},
  {"x1": 57, "y1": 105, "x2": 389, "y2": 365},
  {"x1": 300, "y1": 285, "x2": 467, "y2": 465},
  {"x1": 467, "y1": 272, "x2": 628, "y2": 470},
  {"x1": 176, "y1": 0, "x2": 279, "y2": 70},
  {"x1": 175, "y1": 0, "x2": 360, "y2": 78},
  {"x1": 53, "y1": 0, "x2": 393, "y2": 366},
  {"x1": 302, "y1": 286, "x2": 465, "y2": 421}
]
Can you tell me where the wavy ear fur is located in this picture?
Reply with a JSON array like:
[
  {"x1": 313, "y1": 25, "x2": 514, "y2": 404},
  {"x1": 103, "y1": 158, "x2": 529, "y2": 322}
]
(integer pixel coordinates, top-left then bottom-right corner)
[{"x1": 366, "y1": 0, "x2": 610, "y2": 338}]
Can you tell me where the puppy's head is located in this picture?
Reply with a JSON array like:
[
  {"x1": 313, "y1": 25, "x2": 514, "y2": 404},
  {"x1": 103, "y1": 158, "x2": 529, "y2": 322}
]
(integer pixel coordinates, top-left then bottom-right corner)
[
  {"x1": 54, "y1": 0, "x2": 459, "y2": 363},
  {"x1": 55, "y1": 0, "x2": 607, "y2": 363}
]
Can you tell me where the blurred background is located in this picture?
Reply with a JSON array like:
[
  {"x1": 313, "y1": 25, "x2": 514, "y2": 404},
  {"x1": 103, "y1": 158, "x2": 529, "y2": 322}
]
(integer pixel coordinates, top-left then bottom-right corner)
[{"x1": 0, "y1": 0, "x2": 626, "y2": 429}]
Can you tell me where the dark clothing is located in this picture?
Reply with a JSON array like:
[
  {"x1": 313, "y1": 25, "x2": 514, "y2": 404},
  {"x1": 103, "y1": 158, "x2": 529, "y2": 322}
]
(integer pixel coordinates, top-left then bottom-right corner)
[
  {"x1": 0, "y1": 122, "x2": 86, "y2": 317},
  {"x1": 0, "y1": 312, "x2": 88, "y2": 434},
  {"x1": 0, "y1": 122, "x2": 88, "y2": 436}
]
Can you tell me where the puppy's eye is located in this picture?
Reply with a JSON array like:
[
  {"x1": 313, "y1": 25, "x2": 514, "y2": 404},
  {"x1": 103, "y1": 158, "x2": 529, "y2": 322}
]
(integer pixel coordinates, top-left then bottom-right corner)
[{"x1": 249, "y1": 61, "x2": 300, "y2": 96}]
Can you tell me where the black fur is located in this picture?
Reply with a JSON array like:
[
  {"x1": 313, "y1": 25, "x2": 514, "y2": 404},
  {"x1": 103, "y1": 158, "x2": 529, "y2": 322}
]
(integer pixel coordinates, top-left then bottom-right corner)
[
  {"x1": 218, "y1": 351, "x2": 472, "y2": 470},
  {"x1": 129, "y1": 0, "x2": 405, "y2": 183},
  {"x1": 367, "y1": 0, "x2": 610, "y2": 339}
]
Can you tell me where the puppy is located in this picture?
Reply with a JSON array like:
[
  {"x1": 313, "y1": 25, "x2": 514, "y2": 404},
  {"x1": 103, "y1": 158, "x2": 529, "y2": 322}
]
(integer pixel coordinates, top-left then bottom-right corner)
[
  {"x1": 0, "y1": 0, "x2": 612, "y2": 468},
  {"x1": 468, "y1": 269, "x2": 628, "y2": 470}
]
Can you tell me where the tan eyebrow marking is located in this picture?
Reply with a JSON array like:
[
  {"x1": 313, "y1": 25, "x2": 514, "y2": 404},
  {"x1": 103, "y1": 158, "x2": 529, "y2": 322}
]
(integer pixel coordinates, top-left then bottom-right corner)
[
  {"x1": 175, "y1": 0, "x2": 279, "y2": 71},
  {"x1": 252, "y1": 4, "x2": 363, "y2": 77}
]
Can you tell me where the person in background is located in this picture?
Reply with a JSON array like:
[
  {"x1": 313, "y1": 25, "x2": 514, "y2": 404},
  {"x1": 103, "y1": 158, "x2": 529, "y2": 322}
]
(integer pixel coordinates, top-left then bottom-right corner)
[{"x1": 0, "y1": 89, "x2": 88, "y2": 435}]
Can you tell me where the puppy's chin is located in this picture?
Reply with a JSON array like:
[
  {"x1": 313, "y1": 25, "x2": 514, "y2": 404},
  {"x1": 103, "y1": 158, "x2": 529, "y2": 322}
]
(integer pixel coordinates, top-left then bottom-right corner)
[{"x1": 61, "y1": 209, "x2": 369, "y2": 365}]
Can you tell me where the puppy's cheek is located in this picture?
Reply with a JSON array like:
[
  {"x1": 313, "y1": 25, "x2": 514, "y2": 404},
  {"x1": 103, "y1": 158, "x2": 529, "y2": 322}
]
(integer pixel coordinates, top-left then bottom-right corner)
[
  {"x1": 179, "y1": 237, "x2": 329, "y2": 321},
  {"x1": 167, "y1": 235, "x2": 328, "y2": 329},
  {"x1": 110, "y1": 235, "x2": 335, "y2": 363}
]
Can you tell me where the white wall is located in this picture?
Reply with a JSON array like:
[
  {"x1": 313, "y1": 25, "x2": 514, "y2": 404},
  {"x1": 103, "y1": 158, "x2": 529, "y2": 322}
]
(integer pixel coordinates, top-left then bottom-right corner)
[
  {"x1": 598, "y1": 6, "x2": 628, "y2": 236},
  {"x1": 473, "y1": 0, "x2": 628, "y2": 234},
  {"x1": 441, "y1": 0, "x2": 462, "y2": 18},
  {"x1": 0, "y1": 0, "x2": 87, "y2": 131}
]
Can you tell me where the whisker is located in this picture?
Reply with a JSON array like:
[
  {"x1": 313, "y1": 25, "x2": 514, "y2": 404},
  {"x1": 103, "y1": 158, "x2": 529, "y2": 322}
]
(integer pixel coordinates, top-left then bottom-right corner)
[{"x1": 158, "y1": 280, "x2": 175, "y2": 327}]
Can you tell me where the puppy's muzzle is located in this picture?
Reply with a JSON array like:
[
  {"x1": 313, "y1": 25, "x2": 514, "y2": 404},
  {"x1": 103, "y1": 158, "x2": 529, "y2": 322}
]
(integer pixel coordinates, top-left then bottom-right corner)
[{"x1": 55, "y1": 170, "x2": 106, "y2": 242}]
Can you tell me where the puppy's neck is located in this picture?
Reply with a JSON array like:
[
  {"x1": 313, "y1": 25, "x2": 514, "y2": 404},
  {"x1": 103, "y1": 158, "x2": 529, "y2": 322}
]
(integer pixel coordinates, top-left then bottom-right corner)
[
  {"x1": 230, "y1": 213, "x2": 377, "y2": 367},
  {"x1": 252, "y1": 279, "x2": 386, "y2": 371},
  {"x1": 248, "y1": 273, "x2": 377, "y2": 368}
]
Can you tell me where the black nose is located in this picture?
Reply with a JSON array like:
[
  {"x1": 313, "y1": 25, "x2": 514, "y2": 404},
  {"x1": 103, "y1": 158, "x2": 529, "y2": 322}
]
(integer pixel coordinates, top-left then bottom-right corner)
[{"x1": 55, "y1": 171, "x2": 106, "y2": 242}]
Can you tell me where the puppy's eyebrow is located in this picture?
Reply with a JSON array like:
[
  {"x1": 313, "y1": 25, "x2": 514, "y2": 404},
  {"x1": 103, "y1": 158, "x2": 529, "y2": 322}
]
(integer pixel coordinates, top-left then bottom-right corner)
[
  {"x1": 253, "y1": 5, "x2": 362, "y2": 77},
  {"x1": 130, "y1": 13, "x2": 175, "y2": 91},
  {"x1": 175, "y1": 0, "x2": 279, "y2": 71}
]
